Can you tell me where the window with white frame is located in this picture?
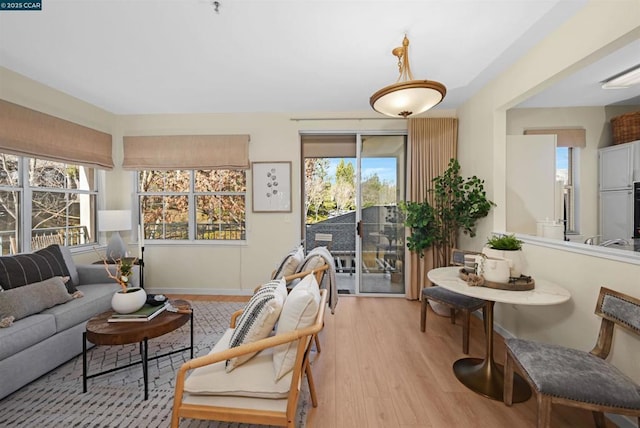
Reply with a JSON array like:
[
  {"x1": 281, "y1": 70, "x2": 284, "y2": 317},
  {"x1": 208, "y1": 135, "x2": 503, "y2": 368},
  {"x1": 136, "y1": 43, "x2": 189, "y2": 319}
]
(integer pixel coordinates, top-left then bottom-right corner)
[
  {"x1": 556, "y1": 146, "x2": 577, "y2": 233},
  {"x1": 137, "y1": 169, "x2": 246, "y2": 241},
  {"x1": 0, "y1": 153, "x2": 98, "y2": 255}
]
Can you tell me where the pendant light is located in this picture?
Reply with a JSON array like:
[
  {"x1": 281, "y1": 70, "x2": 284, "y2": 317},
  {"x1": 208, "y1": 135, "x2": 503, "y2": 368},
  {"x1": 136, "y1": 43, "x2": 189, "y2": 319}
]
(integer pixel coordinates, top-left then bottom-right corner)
[{"x1": 370, "y1": 35, "x2": 446, "y2": 118}]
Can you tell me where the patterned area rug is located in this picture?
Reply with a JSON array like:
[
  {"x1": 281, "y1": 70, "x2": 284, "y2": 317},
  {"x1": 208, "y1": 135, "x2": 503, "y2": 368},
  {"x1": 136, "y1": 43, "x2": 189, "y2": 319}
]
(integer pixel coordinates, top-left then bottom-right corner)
[{"x1": 0, "y1": 301, "x2": 311, "y2": 427}]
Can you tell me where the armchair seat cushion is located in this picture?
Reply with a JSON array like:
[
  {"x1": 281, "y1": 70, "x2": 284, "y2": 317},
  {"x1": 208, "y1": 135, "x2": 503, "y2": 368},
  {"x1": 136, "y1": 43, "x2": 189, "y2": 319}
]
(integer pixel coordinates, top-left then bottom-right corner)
[
  {"x1": 184, "y1": 328, "x2": 293, "y2": 399},
  {"x1": 506, "y1": 338, "x2": 640, "y2": 410}
]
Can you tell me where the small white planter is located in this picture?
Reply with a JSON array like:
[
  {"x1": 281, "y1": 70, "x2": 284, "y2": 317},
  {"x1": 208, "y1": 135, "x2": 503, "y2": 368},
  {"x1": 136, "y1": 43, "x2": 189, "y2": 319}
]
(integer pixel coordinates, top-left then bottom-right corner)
[
  {"x1": 111, "y1": 287, "x2": 147, "y2": 314},
  {"x1": 481, "y1": 247, "x2": 525, "y2": 277}
]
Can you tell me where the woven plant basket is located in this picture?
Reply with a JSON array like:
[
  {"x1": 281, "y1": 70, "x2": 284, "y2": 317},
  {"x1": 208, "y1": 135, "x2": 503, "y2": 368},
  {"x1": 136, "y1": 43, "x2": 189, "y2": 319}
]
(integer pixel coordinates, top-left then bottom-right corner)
[{"x1": 611, "y1": 111, "x2": 640, "y2": 145}]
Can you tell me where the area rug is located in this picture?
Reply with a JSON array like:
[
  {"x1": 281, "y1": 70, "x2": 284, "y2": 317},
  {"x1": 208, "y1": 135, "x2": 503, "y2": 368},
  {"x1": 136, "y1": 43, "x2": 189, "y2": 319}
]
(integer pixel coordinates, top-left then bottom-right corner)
[{"x1": 0, "y1": 301, "x2": 311, "y2": 427}]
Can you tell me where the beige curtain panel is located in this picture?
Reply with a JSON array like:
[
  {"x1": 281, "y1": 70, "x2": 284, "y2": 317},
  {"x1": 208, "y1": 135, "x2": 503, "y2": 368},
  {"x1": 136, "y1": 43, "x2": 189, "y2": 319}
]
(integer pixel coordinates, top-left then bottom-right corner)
[
  {"x1": 0, "y1": 99, "x2": 113, "y2": 169},
  {"x1": 407, "y1": 117, "x2": 458, "y2": 300},
  {"x1": 523, "y1": 128, "x2": 586, "y2": 147},
  {"x1": 123, "y1": 134, "x2": 250, "y2": 170}
]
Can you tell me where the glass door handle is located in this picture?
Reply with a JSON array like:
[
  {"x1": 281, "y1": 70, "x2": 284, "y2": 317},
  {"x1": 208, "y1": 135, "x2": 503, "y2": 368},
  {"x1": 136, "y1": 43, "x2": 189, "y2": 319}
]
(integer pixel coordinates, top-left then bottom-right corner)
[{"x1": 356, "y1": 220, "x2": 362, "y2": 237}]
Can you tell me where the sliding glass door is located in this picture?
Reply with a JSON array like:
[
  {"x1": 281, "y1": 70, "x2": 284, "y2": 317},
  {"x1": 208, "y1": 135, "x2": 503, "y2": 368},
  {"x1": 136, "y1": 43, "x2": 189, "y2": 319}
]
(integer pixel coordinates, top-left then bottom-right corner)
[{"x1": 302, "y1": 132, "x2": 406, "y2": 296}]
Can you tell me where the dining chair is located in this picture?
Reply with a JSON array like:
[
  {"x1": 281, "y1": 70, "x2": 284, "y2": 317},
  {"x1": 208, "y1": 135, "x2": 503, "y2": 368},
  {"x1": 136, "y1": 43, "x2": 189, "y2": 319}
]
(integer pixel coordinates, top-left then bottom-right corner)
[
  {"x1": 504, "y1": 286, "x2": 640, "y2": 428},
  {"x1": 420, "y1": 249, "x2": 487, "y2": 354}
]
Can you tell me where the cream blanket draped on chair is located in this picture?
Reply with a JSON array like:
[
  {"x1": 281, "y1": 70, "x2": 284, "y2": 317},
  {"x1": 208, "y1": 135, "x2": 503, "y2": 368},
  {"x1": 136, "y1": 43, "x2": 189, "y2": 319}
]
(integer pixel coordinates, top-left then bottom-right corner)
[{"x1": 407, "y1": 118, "x2": 458, "y2": 300}]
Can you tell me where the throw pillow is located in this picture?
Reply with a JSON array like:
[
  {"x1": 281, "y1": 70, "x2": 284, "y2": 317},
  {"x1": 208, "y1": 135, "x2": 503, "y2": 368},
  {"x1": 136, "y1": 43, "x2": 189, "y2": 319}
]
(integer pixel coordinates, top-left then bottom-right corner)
[
  {"x1": 271, "y1": 246, "x2": 304, "y2": 280},
  {"x1": 296, "y1": 254, "x2": 325, "y2": 274},
  {"x1": 0, "y1": 245, "x2": 75, "y2": 293},
  {"x1": 0, "y1": 276, "x2": 73, "y2": 321},
  {"x1": 272, "y1": 273, "x2": 321, "y2": 380},
  {"x1": 226, "y1": 279, "x2": 287, "y2": 372}
]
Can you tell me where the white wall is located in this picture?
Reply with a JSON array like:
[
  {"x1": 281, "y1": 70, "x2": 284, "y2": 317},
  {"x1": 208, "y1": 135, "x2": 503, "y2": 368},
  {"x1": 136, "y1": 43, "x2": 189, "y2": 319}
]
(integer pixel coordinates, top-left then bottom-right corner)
[{"x1": 458, "y1": 0, "x2": 640, "y2": 385}]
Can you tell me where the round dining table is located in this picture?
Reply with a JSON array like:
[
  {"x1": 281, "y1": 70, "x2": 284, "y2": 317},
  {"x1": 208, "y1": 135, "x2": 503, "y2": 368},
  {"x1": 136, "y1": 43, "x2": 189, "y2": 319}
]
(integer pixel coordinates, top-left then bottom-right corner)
[{"x1": 427, "y1": 266, "x2": 571, "y2": 402}]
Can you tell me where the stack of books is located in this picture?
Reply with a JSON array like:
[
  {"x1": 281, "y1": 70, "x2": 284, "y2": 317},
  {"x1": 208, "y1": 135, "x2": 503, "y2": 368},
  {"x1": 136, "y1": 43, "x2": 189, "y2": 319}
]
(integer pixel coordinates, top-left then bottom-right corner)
[{"x1": 108, "y1": 302, "x2": 169, "y2": 322}]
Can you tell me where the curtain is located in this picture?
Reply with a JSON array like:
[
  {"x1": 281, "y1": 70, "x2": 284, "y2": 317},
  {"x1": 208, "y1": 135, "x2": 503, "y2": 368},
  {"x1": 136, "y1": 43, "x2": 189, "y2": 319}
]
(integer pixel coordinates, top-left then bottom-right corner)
[
  {"x1": 123, "y1": 134, "x2": 250, "y2": 170},
  {"x1": 0, "y1": 99, "x2": 113, "y2": 169},
  {"x1": 407, "y1": 118, "x2": 458, "y2": 300}
]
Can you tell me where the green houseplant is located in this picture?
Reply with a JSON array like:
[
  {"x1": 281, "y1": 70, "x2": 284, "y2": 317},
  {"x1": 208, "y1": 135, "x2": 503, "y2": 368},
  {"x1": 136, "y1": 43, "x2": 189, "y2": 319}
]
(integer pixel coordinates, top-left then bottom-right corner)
[
  {"x1": 483, "y1": 233, "x2": 525, "y2": 277},
  {"x1": 400, "y1": 158, "x2": 495, "y2": 268},
  {"x1": 486, "y1": 234, "x2": 523, "y2": 250}
]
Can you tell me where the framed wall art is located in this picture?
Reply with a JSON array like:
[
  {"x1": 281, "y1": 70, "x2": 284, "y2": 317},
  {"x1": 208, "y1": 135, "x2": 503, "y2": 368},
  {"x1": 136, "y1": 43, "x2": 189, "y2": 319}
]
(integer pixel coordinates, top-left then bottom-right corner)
[{"x1": 251, "y1": 161, "x2": 292, "y2": 212}]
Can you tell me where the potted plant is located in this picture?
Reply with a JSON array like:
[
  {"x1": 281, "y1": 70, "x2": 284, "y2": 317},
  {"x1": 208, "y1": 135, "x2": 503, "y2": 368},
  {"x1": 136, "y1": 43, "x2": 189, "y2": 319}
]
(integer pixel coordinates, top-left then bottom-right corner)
[
  {"x1": 400, "y1": 159, "x2": 495, "y2": 314},
  {"x1": 483, "y1": 233, "x2": 525, "y2": 277},
  {"x1": 400, "y1": 159, "x2": 495, "y2": 266}
]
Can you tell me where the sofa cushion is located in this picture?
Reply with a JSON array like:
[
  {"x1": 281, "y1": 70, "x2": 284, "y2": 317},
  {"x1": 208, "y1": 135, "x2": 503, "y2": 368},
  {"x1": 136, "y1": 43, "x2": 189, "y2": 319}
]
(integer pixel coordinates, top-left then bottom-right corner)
[
  {"x1": 42, "y1": 282, "x2": 120, "y2": 332},
  {"x1": 273, "y1": 273, "x2": 321, "y2": 381},
  {"x1": 0, "y1": 314, "x2": 56, "y2": 360},
  {"x1": 58, "y1": 245, "x2": 79, "y2": 287},
  {"x1": 0, "y1": 277, "x2": 72, "y2": 321},
  {"x1": 226, "y1": 279, "x2": 286, "y2": 372},
  {"x1": 271, "y1": 246, "x2": 304, "y2": 280},
  {"x1": 0, "y1": 245, "x2": 74, "y2": 292},
  {"x1": 185, "y1": 328, "x2": 293, "y2": 398}
]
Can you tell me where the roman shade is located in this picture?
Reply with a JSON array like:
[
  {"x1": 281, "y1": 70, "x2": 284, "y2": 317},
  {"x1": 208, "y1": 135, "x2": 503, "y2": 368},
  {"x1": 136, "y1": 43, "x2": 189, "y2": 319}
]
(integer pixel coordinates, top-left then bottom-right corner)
[
  {"x1": 122, "y1": 134, "x2": 250, "y2": 170},
  {"x1": 523, "y1": 128, "x2": 586, "y2": 148},
  {"x1": 301, "y1": 134, "x2": 356, "y2": 158},
  {"x1": 0, "y1": 99, "x2": 113, "y2": 169}
]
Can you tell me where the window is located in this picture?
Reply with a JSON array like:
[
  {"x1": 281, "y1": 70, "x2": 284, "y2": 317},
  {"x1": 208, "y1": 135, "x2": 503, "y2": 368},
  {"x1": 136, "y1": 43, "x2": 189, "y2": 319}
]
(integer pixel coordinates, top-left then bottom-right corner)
[
  {"x1": 137, "y1": 169, "x2": 246, "y2": 241},
  {"x1": 557, "y1": 146, "x2": 577, "y2": 233},
  {"x1": 0, "y1": 153, "x2": 97, "y2": 255}
]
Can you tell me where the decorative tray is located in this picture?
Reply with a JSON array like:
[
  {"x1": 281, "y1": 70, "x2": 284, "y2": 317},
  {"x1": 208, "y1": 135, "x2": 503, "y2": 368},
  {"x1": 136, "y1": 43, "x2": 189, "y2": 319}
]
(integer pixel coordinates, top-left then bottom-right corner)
[{"x1": 459, "y1": 268, "x2": 535, "y2": 291}]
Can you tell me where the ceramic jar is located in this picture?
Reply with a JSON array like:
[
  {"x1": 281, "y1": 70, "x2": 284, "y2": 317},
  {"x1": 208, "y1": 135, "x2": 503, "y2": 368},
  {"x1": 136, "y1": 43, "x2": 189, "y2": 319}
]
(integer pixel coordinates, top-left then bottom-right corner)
[
  {"x1": 481, "y1": 247, "x2": 525, "y2": 277},
  {"x1": 111, "y1": 287, "x2": 147, "y2": 314}
]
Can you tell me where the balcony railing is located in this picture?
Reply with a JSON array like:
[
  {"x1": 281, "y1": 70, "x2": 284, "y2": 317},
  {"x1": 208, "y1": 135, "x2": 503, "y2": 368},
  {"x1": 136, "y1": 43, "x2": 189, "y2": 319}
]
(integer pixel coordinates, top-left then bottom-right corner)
[
  {"x1": 144, "y1": 222, "x2": 246, "y2": 241},
  {"x1": 0, "y1": 225, "x2": 91, "y2": 255}
]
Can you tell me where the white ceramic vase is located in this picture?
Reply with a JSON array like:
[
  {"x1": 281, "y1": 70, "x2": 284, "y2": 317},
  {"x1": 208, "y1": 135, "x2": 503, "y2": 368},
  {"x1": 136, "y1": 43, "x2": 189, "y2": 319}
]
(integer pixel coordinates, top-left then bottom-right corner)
[
  {"x1": 111, "y1": 287, "x2": 147, "y2": 314},
  {"x1": 481, "y1": 247, "x2": 525, "y2": 278}
]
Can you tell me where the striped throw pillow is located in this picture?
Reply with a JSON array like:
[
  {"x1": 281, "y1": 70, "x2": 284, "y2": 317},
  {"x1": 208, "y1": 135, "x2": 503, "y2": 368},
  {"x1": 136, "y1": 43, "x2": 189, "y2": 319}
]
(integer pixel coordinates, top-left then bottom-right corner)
[{"x1": 225, "y1": 279, "x2": 287, "y2": 372}]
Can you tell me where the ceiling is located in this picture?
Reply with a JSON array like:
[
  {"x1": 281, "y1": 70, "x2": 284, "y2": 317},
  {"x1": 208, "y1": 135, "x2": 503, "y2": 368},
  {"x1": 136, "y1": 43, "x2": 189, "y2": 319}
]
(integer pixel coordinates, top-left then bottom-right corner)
[{"x1": 0, "y1": 0, "x2": 637, "y2": 115}]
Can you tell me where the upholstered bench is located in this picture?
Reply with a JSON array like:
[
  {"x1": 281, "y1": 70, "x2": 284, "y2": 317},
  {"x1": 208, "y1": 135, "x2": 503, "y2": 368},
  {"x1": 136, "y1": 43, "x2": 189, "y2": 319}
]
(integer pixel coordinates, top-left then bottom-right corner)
[{"x1": 420, "y1": 285, "x2": 486, "y2": 354}]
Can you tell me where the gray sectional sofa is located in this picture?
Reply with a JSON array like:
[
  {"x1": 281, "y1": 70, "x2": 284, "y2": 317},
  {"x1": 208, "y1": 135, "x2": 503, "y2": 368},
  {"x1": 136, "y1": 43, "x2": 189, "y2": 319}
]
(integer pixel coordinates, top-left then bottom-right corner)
[{"x1": 0, "y1": 245, "x2": 139, "y2": 400}]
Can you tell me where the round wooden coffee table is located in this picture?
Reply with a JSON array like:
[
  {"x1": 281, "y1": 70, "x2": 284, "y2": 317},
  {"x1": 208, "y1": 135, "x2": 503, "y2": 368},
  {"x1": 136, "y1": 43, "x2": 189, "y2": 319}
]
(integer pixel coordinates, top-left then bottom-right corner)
[{"x1": 82, "y1": 299, "x2": 193, "y2": 400}]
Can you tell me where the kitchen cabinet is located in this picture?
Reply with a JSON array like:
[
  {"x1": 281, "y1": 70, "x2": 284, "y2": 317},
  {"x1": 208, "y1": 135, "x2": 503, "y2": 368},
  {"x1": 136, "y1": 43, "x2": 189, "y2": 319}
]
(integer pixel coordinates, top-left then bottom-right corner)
[
  {"x1": 599, "y1": 189, "x2": 633, "y2": 241},
  {"x1": 599, "y1": 143, "x2": 634, "y2": 191}
]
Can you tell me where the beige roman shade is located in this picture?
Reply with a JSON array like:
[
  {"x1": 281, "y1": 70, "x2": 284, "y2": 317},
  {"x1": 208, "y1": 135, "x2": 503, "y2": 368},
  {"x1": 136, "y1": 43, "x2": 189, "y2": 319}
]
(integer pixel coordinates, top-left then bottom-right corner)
[
  {"x1": 302, "y1": 134, "x2": 357, "y2": 158},
  {"x1": 523, "y1": 128, "x2": 586, "y2": 148},
  {"x1": 0, "y1": 99, "x2": 113, "y2": 169},
  {"x1": 122, "y1": 134, "x2": 250, "y2": 170}
]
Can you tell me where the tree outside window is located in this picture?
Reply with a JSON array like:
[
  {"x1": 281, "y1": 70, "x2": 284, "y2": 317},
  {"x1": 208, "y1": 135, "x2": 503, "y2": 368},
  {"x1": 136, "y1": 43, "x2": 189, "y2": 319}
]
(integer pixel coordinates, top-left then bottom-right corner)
[{"x1": 138, "y1": 169, "x2": 246, "y2": 241}]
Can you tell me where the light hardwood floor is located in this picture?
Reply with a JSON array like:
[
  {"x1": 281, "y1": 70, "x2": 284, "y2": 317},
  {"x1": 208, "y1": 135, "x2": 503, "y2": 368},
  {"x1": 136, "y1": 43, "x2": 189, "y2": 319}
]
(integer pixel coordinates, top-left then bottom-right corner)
[{"x1": 171, "y1": 294, "x2": 617, "y2": 428}]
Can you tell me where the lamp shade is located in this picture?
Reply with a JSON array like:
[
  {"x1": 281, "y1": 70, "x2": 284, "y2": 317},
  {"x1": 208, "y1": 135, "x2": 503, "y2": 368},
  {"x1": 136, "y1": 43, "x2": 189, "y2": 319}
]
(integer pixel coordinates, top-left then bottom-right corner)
[
  {"x1": 370, "y1": 80, "x2": 446, "y2": 118},
  {"x1": 98, "y1": 210, "x2": 132, "y2": 232}
]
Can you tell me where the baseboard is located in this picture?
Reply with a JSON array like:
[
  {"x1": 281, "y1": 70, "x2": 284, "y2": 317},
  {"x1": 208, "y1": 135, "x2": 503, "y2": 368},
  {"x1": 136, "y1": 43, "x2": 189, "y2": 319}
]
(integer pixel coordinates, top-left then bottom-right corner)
[
  {"x1": 489, "y1": 316, "x2": 636, "y2": 428},
  {"x1": 144, "y1": 287, "x2": 253, "y2": 296}
]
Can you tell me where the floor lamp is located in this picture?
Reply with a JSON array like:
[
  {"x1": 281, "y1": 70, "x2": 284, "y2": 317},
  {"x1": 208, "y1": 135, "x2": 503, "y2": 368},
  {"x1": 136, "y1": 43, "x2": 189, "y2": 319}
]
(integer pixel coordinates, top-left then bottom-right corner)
[{"x1": 98, "y1": 210, "x2": 132, "y2": 261}]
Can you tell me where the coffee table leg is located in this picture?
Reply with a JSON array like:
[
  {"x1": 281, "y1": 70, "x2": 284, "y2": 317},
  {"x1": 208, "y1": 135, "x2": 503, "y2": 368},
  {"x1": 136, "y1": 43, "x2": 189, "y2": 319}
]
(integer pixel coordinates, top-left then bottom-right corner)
[
  {"x1": 142, "y1": 338, "x2": 148, "y2": 400},
  {"x1": 82, "y1": 332, "x2": 87, "y2": 393}
]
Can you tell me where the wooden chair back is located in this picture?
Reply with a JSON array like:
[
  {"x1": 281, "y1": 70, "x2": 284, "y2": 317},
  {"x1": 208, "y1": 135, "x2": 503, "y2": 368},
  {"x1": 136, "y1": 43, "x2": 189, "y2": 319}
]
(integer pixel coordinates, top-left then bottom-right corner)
[{"x1": 591, "y1": 286, "x2": 640, "y2": 359}]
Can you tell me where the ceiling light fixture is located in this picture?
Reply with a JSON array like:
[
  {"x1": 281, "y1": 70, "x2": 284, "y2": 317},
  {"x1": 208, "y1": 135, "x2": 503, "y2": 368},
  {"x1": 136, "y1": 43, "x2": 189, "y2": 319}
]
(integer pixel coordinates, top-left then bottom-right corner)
[
  {"x1": 601, "y1": 64, "x2": 640, "y2": 89},
  {"x1": 370, "y1": 35, "x2": 446, "y2": 118}
]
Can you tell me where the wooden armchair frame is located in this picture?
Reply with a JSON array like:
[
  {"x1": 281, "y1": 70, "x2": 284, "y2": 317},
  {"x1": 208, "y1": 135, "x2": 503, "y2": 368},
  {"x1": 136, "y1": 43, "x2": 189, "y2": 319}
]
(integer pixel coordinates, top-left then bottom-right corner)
[
  {"x1": 504, "y1": 287, "x2": 640, "y2": 428},
  {"x1": 171, "y1": 289, "x2": 328, "y2": 428}
]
